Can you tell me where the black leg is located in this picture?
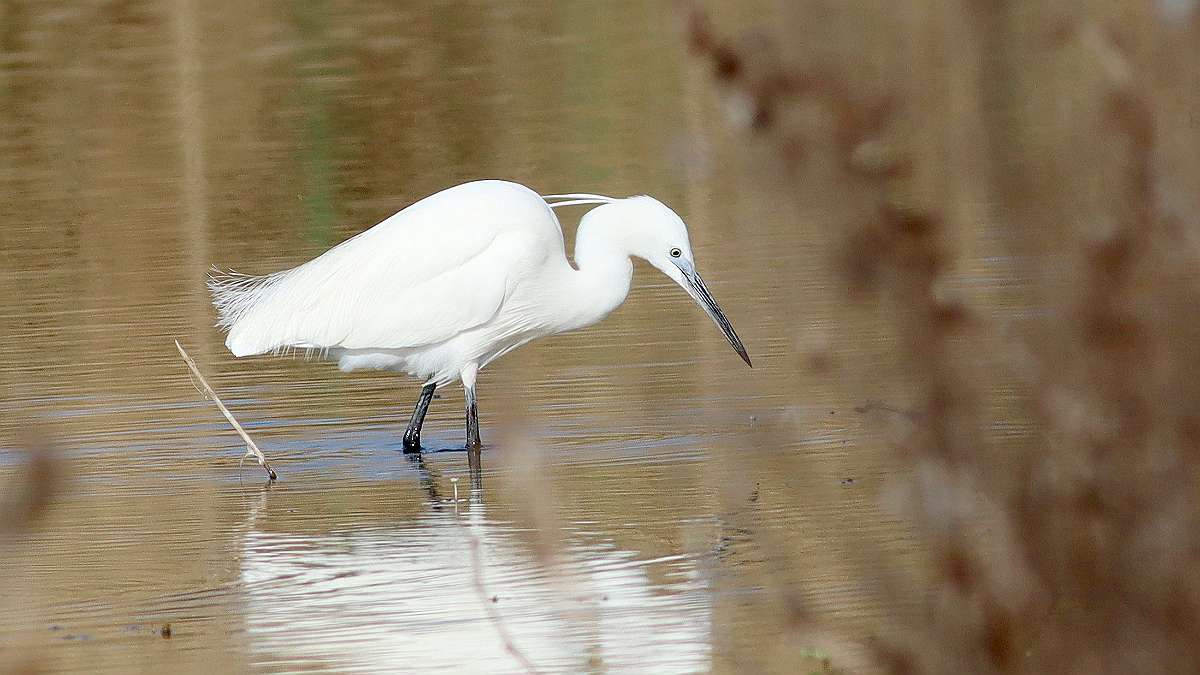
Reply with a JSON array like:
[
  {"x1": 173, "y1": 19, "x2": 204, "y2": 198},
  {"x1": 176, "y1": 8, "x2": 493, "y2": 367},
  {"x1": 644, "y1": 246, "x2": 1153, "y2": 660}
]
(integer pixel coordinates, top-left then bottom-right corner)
[
  {"x1": 403, "y1": 382, "x2": 437, "y2": 453},
  {"x1": 465, "y1": 385, "x2": 481, "y2": 449}
]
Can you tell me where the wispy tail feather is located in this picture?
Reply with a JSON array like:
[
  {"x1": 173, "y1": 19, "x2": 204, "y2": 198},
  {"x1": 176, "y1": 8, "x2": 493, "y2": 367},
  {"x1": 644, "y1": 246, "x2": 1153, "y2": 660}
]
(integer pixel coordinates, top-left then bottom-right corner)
[
  {"x1": 209, "y1": 266, "x2": 280, "y2": 329},
  {"x1": 207, "y1": 266, "x2": 300, "y2": 356}
]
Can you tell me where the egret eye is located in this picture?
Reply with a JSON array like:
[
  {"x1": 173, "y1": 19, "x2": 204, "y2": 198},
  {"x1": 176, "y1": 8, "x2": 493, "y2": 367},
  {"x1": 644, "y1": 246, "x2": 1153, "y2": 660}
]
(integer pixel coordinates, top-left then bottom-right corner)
[{"x1": 670, "y1": 247, "x2": 682, "y2": 258}]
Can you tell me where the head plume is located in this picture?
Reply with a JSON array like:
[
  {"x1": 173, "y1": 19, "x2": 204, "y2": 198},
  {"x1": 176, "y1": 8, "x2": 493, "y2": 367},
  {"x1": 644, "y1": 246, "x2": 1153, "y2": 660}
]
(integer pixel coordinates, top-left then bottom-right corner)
[{"x1": 543, "y1": 192, "x2": 619, "y2": 210}]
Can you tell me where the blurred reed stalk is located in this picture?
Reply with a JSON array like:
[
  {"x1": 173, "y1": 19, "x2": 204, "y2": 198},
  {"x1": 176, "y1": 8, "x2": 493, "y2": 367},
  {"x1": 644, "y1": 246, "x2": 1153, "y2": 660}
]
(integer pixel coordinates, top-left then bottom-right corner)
[{"x1": 466, "y1": 533, "x2": 542, "y2": 675}]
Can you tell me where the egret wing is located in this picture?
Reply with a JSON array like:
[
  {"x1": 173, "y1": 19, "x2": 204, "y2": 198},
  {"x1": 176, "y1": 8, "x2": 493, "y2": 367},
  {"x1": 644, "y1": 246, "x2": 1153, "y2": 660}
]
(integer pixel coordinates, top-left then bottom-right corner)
[{"x1": 210, "y1": 181, "x2": 555, "y2": 356}]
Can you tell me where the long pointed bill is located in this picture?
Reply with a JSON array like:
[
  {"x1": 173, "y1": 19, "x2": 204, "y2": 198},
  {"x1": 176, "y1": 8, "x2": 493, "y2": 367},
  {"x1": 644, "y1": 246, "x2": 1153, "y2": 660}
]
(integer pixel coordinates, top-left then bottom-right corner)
[{"x1": 681, "y1": 268, "x2": 752, "y2": 367}]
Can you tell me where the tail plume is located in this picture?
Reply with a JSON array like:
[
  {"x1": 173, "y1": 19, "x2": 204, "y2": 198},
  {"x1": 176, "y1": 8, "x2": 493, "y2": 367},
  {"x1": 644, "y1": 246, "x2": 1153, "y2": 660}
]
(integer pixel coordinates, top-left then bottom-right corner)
[{"x1": 207, "y1": 266, "x2": 289, "y2": 331}]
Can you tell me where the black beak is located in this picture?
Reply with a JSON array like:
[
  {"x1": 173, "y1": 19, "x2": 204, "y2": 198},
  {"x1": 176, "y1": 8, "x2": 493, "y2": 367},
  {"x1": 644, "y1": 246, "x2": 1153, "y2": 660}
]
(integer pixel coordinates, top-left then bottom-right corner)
[{"x1": 682, "y1": 269, "x2": 752, "y2": 367}]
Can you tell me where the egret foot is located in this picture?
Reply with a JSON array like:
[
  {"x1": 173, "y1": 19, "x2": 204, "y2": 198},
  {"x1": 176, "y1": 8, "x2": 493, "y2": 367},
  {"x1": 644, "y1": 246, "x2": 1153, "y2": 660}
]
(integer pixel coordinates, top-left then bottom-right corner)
[
  {"x1": 402, "y1": 430, "x2": 422, "y2": 454},
  {"x1": 403, "y1": 382, "x2": 437, "y2": 454}
]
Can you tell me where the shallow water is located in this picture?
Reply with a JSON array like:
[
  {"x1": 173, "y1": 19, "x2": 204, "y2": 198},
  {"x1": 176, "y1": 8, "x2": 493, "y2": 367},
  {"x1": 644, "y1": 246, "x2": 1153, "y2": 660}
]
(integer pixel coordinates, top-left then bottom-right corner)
[{"x1": 0, "y1": 2, "x2": 952, "y2": 673}]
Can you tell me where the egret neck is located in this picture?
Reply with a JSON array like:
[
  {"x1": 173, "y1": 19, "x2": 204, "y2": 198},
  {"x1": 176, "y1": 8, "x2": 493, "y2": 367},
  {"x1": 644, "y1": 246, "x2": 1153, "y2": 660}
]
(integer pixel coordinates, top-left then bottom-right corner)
[{"x1": 560, "y1": 205, "x2": 635, "y2": 333}]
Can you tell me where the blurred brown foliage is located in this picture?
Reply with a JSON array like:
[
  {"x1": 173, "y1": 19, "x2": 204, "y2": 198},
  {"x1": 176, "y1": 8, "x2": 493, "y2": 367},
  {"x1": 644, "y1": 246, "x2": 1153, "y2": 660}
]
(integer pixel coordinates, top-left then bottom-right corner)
[
  {"x1": 689, "y1": 2, "x2": 1200, "y2": 673},
  {"x1": 1, "y1": 430, "x2": 62, "y2": 537},
  {"x1": 1, "y1": 427, "x2": 64, "y2": 675}
]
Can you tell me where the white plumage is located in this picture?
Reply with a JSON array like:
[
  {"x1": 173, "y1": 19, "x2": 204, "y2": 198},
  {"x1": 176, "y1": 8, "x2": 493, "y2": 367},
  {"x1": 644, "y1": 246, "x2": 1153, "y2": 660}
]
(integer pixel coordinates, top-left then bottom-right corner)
[{"x1": 209, "y1": 179, "x2": 749, "y2": 450}]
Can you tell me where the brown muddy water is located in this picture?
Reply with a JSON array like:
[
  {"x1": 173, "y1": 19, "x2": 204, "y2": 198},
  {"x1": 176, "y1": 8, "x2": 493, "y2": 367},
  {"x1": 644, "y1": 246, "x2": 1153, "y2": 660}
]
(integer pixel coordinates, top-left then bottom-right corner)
[{"x1": 0, "y1": 2, "x2": 956, "y2": 673}]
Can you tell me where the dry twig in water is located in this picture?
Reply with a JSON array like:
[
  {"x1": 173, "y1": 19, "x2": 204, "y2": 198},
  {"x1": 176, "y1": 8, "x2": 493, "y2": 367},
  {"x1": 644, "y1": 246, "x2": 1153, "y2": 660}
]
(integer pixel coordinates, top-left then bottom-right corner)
[{"x1": 175, "y1": 339, "x2": 277, "y2": 480}]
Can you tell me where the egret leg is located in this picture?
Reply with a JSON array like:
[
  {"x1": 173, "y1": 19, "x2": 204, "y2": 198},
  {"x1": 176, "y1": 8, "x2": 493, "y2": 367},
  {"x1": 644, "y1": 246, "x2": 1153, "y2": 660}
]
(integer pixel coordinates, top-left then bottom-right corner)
[
  {"x1": 403, "y1": 382, "x2": 437, "y2": 453},
  {"x1": 461, "y1": 363, "x2": 482, "y2": 449},
  {"x1": 465, "y1": 387, "x2": 481, "y2": 449}
]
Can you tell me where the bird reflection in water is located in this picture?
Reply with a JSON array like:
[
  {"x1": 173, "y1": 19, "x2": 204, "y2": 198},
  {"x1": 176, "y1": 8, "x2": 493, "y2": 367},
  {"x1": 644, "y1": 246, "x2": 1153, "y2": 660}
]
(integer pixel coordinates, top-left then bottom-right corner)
[
  {"x1": 235, "y1": 447, "x2": 711, "y2": 674},
  {"x1": 408, "y1": 447, "x2": 484, "y2": 509}
]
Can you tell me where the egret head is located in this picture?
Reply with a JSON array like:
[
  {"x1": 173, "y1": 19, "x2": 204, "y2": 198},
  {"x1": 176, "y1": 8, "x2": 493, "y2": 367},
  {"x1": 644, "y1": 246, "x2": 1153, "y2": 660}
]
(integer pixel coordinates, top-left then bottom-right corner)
[{"x1": 606, "y1": 196, "x2": 753, "y2": 368}]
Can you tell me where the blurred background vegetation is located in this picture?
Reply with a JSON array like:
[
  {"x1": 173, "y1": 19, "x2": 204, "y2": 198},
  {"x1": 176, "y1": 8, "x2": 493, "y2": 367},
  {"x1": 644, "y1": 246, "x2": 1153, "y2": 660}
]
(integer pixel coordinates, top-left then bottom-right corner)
[
  {"x1": 687, "y1": 1, "x2": 1200, "y2": 672},
  {"x1": 4, "y1": 0, "x2": 1200, "y2": 673}
]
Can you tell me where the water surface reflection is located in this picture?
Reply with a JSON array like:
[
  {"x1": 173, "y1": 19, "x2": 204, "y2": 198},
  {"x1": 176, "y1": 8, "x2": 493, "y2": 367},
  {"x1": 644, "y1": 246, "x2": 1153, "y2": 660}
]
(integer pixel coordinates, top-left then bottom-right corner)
[{"x1": 238, "y1": 466, "x2": 712, "y2": 674}]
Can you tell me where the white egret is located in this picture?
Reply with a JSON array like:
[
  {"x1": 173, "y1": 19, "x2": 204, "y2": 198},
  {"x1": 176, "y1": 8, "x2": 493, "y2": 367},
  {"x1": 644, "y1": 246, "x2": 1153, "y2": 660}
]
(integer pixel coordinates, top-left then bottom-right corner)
[{"x1": 209, "y1": 180, "x2": 750, "y2": 451}]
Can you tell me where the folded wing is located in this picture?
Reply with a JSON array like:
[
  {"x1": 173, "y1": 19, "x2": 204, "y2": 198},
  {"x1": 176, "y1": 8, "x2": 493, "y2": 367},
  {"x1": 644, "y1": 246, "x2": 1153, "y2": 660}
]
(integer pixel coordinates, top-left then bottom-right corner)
[{"x1": 210, "y1": 181, "x2": 553, "y2": 357}]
